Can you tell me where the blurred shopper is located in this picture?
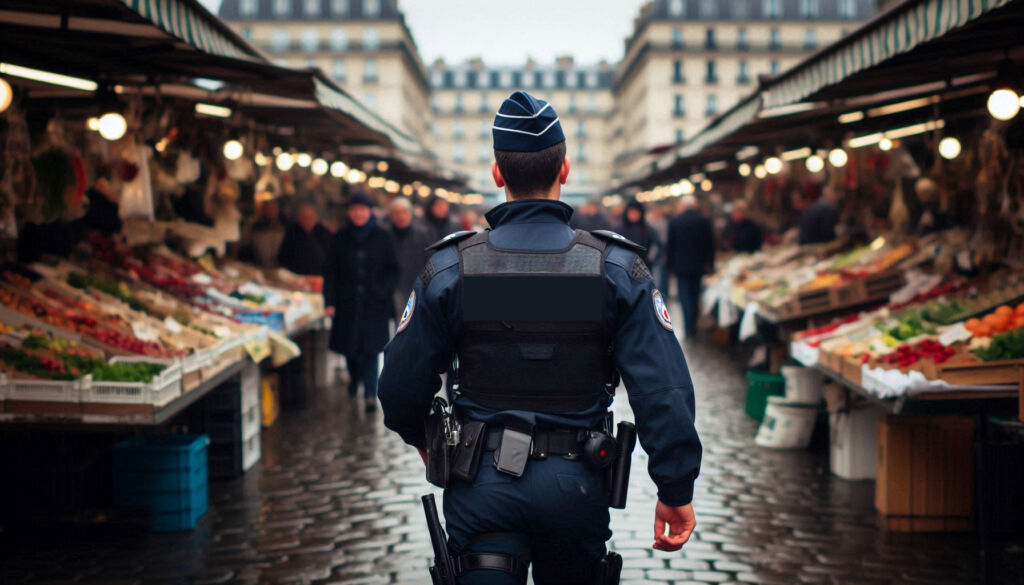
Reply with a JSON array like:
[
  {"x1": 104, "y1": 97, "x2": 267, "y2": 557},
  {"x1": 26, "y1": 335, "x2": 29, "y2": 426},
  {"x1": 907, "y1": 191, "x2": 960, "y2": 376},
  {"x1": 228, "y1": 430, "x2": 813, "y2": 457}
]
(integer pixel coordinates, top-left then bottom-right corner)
[
  {"x1": 798, "y1": 186, "x2": 840, "y2": 245},
  {"x1": 424, "y1": 195, "x2": 459, "y2": 242},
  {"x1": 323, "y1": 192, "x2": 399, "y2": 411},
  {"x1": 668, "y1": 195, "x2": 715, "y2": 337},
  {"x1": 619, "y1": 198, "x2": 658, "y2": 265},
  {"x1": 569, "y1": 200, "x2": 612, "y2": 231},
  {"x1": 387, "y1": 197, "x2": 432, "y2": 317},
  {"x1": 647, "y1": 205, "x2": 671, "y2": 293},
  {"x1": 277, "y1": 203, "x2": 331, "y2": 276},
  {"x1": 241, "y1": 199, "x2": 286, "y2": 269},
  {"x1": 725, "y1": 200, "x2": 763, "y2": 253},
  {"x1": 83, "y1": 164, "x2": 123, "y2": 235}
]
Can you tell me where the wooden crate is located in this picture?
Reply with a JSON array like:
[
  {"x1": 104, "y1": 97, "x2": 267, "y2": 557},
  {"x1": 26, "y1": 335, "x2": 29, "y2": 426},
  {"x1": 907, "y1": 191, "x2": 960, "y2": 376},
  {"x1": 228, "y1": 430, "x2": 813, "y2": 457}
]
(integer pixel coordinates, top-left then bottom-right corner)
[
  {"x1": 840, "y1": 357, "x2": 864, "y2": 387},
  {"x1": 876, "y1": 416, "x2": 974, "y2": 532},
  {"x1": 854, "y1": 270, "x2": 905, "y2": 302},
  {"x1": 819, "y1": 349, "x2": 844, "y2": 374}
]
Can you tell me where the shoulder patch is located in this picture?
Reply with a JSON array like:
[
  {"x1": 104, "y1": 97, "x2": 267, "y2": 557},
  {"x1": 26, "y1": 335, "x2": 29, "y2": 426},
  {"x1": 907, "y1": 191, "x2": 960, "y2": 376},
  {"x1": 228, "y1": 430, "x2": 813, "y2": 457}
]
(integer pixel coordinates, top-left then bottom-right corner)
[
  {"x1": 652, "y1": 289, "x2": 673, "y2": 331},
  {"x1": 425, "y1": 230, "x2": 476, "y2": 252},
  {"x1": 591, "y1": 230, "x2": 646, "y2": 254},
  {"x1": 629, "y1": 257, "x2": 653, "y2": 282},
  {"x1": 396, "y1": 291, "x2": 416, "y2": 333}
]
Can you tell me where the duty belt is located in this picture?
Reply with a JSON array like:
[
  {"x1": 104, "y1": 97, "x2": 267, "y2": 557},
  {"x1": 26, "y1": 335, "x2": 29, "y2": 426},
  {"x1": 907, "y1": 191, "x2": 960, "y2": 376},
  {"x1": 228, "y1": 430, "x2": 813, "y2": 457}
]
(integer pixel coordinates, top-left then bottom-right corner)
[{"x1": 482, "y1": 427, "x2": 590, "y2": 459}]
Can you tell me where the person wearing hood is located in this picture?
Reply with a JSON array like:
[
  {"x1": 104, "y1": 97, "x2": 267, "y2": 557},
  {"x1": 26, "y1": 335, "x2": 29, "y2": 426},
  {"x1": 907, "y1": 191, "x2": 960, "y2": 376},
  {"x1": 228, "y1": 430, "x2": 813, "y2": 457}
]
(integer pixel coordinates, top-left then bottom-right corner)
[
  {"x1": 618, "y1": 198, "x2": 659, "y2": 266},
  {"x1": 323, "y1": 191, "x2": 399, "y2": 411},
  {"x1": 424, "y1": 195, "x2": 460, "y2": 242}
]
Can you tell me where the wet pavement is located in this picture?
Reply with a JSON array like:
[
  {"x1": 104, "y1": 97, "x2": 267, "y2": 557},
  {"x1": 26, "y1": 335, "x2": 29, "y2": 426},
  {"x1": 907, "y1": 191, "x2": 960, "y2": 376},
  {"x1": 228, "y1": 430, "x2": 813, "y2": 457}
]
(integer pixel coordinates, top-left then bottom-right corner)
[{"x1": 2, "y1": 335, "x2": 1022, "y2": 584}]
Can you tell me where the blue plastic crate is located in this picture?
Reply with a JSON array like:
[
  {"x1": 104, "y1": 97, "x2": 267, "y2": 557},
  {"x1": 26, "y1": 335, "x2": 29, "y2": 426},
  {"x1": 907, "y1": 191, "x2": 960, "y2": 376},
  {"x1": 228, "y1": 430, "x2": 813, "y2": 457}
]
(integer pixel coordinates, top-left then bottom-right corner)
[
  {"x1": 115, "y1": 434, "x2": 209, "y2": 473},
  {"x1": 124, "y1": 483, "x2": 208, "y2": 532},
  {"x1": 115, "y1": 461, "x2": 206, "y2": 494},
  {"x1": 114, "y1": 434, "x2": 210, "y2": 532}
]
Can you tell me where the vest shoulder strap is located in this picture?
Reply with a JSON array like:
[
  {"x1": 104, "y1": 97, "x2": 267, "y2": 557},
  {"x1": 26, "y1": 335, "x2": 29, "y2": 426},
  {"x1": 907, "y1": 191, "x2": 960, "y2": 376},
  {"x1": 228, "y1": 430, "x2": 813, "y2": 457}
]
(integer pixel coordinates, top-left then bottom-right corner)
[
  {"x1": 590, "y1": 230, "x2": 646, "y2": 254},
  {"x1": 426, "y1": 230, "x2": 477, "y2": 252}
]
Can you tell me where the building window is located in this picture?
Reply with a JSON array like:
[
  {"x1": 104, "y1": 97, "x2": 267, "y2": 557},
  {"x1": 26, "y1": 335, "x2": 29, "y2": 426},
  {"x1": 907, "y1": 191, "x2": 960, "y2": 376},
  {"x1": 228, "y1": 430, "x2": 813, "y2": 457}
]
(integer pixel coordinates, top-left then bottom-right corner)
[
  {"x1": 363, "y1": 58, "x2": 378, "y2": 83},
  {"x1": 705, "y1": 94, "x2": 718, "y2": 117},
  {"x1": 676, "y1": 129, "x2": 685, "y2": 143},
  {"x1": 555, "y1": 71, "x2": 566, "y2": 89},
  {"x1": 799, "y1": 0, "x2": 819, "y2": 18},
  {"x1": 700, "y1": 0, "x2": 717, "y2": 17},
  {"x1": 763, "y1": 0, "x2": 781, "y2": 19},
  {"x1": 511, "y1": 71, "x2": 523, "y2": 87},
  {"x1": 737, "y1": 60, "x2": 750, "y2": 83},
  {"x1": 479, "y1": 120, "x2": 490, "y2": 138},
  {"x1": 489, "y1": 71, "x2": 501, "y2": 88},
  {"x1": 240, "y1": 0, "x2": 258, "y2": 17},
  {"x1": 838, "y1": 0, "x2": 856, "y2": 19},
  {"x1": 270, "y1": 29, "x2": 290, "y2": 51},
  {"x1": 705, "y1": 28, "x2": 716, "y2": 49},
  {"x1": 333, "y1": 59, "x2": 346, "y2": 81},
  {"x1": 669, "y1": 0, "x2": 685, "y2": 17},
  {"x1": 770, "y1": 60, "x2": 780, "y2": 74},
  {"x1": 466, "y1": 70, "x2": 478, "y2": 89},
  {"x1": 240, "y1": 27, "x2": 253, "y2": 39},
  {"x1": 804, "y1": 29, "x2": 816, "y2": 50},
  {"x1": 576, "y1": 71, "x2": 588, "y2": 88},
  {"x1": 363, "y1": 0, "x2": 381, "y2": 17},
  {"x1": 533, "y1": 71, "x2": 544, "y2": 88},
  {"x1": 273, "y1": 0, "x2": 291, "y2": 17},
  {"x1": 478, "y1": 93, "x2": 488, "y2": 113},
  {"x1": 672, "y1": 60, "x2": 684, "y2": 83},
  {"x1": 769, "y1": 28, "x2": 781, "y2": 50},
  {"x1": 453, "y1": 120, "x2": 464, "y2": 139},
  {"x1": 330, "y1": 29, "x2": 348, "y2": 50},
  {"x1": 733, "y1": 0, "x2": 749, "y2": 19},
  {"x1": 569, "y1": 94, "x2": 578, "y2": 114},
  {"x1": 478, "y1": 145, "x2": 490, "y2": 163},
  {"x1": 577, "y1": 143, "x2": 587, "y2": 163},
  {"x1": 363, "y1": 28, "x2": 380, "y2": 50},
  {"x1": 305, "y1": 0, "x2": 321, "y2": 15},
  {"x1": 364, "y1": 93, "x2": 377, "y2": 110},
  {"x1": 454, "y1": 93, "x2": 464, "y2": 113},
  {"x1": 672, "y1": 28, "x2": 684, "y2": 49},
  {"x1": 453, "y1": 145, "x2": 464, "y2": 163},
  {"x1": 331, "y1": 0, "x2": 349, "y2": 15},
  {"x1": 737, "y1": 27, "x2": 748, "y2": 50},
  {"x1": 301, "y1": 28, "x2": 319, "y2": 51},
  {"x1": 673, "y1": 94, "x2": 685, "y2": 117},
  {"x1": 705, "y1": 60, "x2": 718, "y2": 83},
  {"x1": 577, "y1": 120, "x2": 586, "y2": 138}
]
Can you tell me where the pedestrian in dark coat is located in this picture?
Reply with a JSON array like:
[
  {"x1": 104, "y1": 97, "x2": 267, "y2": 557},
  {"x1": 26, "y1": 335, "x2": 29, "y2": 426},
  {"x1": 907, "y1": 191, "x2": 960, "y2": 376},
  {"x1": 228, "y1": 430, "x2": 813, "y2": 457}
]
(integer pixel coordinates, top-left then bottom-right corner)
[
  {"x1": 277, "y1": 204, "x2": 331, "y2": 276},
  {"x1": 386, "y1": 197, "x2": 432, "y2": 317},
  {"x1": 424, "y1": 195, "x2": 460, "y2": 242},
  {"x1": 323, "y1": 192, "x2": 399, "y2": 410},
  {"x1": 667, "y1": 196, "x2": 715, "y2": 337},
  {"x1": 725, "y1": 200, "x2": 763, "y2": 254},
  {"x1": 798, "y1": 187, "x2": 840, "y2": 245},
  {"x1": 618, "y1": 198, "x2": 659, "y2": 265}
]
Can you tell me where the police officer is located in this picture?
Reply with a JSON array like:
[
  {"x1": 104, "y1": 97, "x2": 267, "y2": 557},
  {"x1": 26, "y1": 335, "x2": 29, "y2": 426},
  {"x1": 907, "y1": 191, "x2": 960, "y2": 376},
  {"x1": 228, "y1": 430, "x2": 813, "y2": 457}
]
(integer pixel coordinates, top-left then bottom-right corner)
[{"x1": 379, "y1": 91, "x2": 701, "y2": 584}]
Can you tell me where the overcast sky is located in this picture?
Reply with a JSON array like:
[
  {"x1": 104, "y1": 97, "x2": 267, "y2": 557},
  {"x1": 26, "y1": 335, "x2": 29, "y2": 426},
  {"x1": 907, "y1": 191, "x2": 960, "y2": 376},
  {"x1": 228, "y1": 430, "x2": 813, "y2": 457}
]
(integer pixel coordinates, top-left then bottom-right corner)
[{"x1": 201, "y1": 0, "x2": 647, "y2": 65}]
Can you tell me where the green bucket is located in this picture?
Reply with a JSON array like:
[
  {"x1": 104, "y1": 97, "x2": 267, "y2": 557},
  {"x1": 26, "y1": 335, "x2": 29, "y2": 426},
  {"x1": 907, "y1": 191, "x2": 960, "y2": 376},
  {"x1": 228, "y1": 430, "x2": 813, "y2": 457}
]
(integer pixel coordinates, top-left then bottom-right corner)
[{"x1": 745, "y1": 371, "x2": 785, "y2": 422}]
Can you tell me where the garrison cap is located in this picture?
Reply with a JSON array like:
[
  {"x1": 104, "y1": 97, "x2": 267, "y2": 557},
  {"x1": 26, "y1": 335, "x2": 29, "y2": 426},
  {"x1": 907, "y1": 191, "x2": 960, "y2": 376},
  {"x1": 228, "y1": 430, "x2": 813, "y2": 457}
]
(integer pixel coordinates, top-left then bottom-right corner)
[{"x1": 492, "y1": 91, "x2": 566, "y2": 152}]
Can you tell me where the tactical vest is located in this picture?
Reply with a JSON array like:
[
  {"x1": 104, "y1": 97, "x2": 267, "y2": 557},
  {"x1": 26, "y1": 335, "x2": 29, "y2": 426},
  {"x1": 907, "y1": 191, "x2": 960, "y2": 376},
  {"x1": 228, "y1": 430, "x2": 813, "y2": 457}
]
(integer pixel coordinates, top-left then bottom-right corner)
[{"x1": 453, "y1": 230, "x2": 616, "y2": 413}]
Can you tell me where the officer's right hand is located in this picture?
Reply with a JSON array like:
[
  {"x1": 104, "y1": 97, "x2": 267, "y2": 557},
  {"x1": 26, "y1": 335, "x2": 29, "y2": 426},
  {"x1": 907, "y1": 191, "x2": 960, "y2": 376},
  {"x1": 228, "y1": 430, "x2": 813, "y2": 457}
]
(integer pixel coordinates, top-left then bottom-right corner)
[{"x1": 653, "y1": 501, "x2": 696, "y2": 551}]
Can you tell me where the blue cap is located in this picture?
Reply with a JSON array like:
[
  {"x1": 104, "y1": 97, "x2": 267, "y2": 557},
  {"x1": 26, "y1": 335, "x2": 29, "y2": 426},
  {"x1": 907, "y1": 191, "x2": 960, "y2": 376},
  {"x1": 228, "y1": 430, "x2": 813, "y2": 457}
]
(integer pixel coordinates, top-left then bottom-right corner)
[
  {"x1": 492, "y1": 91, "x2": 566, "y2": 152},
  {"x1": 348, "y1": 190, "x2": 373, "y2": 207}
]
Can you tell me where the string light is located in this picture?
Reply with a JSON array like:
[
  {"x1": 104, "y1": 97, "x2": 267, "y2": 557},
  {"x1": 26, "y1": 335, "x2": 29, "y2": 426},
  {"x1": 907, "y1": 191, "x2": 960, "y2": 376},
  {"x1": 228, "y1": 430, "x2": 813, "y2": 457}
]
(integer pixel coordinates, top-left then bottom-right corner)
[
  {"x1": 276, "y1": 152, "x2": 295, "y2": 172},
  {"x1": 828, "y1": 148, "x2": 848, "y2": 168},
  {"x1": 0, "y1": 78, "x2": 12, "y2": 113},
  {"x1": 311, "y1": 158, "x2": 329, "y2": 176},
  {"x1": 764, "y1": 157, "x2": 783, "y2": 175},
  {"x1": 938, "y1": 137, "x2": 961, "y2": 160},
  {"x1": 987, "y1": 88, "x2": 1021, "y2": 121},
  {"x1": 254, "y1": 152, "x2": 270, "y2": 167},
  {"x1": 86, "y1": 117, "x2": 100, "y2": 131},
  {"x1": 754, "y1": 165, "x2": 767, "y2": 179},
  {"x1": 296, "y1": 153, "x2": 312, "y2": 168},
  {"x1": 97, "y1": 112, "x2": 127, "y2": 141},
  {"x1": 879, "y1": 138, "x2": 893, "y2": 151},
  {"x1": 805, "y1": 155, "x2": 825, "y2": 173},
  {"x1": 223, "y1": 140, "x2": 244, "y2": 161},
  {"x1": 738, "y1": 163, "x2": 751, "y2": 177},
  {"x1": 377, "y1": 161, "x2": 389, "y2": 172},
  {"x1": 330, "y1": 161, "x2": 348, "y2": 178},
  {"x1": 700, "y1": 179, "x2": 712, "y2": 192}
]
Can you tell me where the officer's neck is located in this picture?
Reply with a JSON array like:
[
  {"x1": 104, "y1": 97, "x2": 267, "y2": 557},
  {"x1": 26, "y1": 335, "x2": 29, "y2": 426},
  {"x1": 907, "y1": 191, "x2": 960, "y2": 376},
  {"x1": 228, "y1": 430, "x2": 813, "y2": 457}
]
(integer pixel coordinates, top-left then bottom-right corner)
[{"x1": 504, "y1": 187, "x2": 561, "y2": 203}]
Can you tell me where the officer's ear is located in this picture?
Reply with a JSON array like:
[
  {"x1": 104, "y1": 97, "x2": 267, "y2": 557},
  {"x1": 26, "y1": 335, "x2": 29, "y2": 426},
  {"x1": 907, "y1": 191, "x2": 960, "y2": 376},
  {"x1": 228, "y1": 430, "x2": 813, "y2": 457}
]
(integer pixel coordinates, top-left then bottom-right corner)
[
  {"x1": 558, "y1": 157, "x2": 571, "y2": 186},
  {"x1": 491, "y1": 161, "x2": 506, "y2": 189}
]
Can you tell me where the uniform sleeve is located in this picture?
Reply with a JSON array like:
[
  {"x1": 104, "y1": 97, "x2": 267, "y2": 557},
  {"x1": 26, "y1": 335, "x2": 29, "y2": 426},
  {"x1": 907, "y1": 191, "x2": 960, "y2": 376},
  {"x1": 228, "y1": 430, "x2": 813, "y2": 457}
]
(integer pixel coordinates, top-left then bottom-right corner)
[
  {"x1": 378, "y1": 252, "x2": 458, "y2": 449},
  {"x1": 609, "y1": 251, "x2": 702, "y2": 506}
]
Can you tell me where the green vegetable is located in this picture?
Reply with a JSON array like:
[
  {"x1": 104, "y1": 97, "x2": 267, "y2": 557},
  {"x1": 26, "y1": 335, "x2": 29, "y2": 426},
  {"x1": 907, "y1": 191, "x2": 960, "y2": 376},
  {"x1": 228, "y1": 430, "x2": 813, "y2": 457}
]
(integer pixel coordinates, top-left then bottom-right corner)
[
  {"x1": 67, "y1": 272, "x2": 153, "y2": 315},
  {"x1": 972, "y1": 329, "x2": 1024, "y2": 362}
]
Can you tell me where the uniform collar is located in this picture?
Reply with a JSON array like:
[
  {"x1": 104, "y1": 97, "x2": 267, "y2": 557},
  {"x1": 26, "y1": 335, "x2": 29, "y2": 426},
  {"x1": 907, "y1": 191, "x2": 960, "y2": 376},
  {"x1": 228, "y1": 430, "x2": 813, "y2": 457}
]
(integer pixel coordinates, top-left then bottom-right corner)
[{"x1": 485, "y1": 199, "x2": 574, "y2": 228}]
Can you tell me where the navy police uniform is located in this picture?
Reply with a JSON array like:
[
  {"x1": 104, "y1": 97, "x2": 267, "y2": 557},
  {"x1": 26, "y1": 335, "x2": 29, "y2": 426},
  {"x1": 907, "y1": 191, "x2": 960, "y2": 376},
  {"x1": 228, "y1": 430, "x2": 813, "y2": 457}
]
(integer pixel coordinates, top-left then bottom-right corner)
[{"x1": 378, "y1": 92, "x2": 701, "y2": 585}]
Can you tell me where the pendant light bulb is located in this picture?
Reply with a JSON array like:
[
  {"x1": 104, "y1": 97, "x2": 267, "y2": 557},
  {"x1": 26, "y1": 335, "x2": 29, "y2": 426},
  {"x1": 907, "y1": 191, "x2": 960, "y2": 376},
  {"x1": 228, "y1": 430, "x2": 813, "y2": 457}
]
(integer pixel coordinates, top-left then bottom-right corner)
[
  {"x1": 764, "y1": 157, "x2": 783, "y2": 175},
  {"x1": 738, "y1": 163, "x2": 751, "y2": 177},
  {"x1": 828, "y1": 148, "x2": 848, "y2": 168},
  {"x1": 276, "y1": 152, "x2": 295, "y2": 172},
  {"x1": 753, "y1": 165, "x2": 767, "y2": 179},
  {"x1": 0, "y1": 78, "x2": 13, "y2": 113},
  {"x1": 330, "y1": 161, "x2": 348, "y2": 178},
  {"x1": 97, "y1": 112, "x2": 127, "y2": 141},
  {"x1": 879, "y1": 138, "x2": 893, "y2": 151},
  {"x1": 938, "y1": 136, "x2": 961, "y2": 160},
  {"x1": 805, "y1": 155, "x2": 825, "y2": 173},
  {"x1": 987, "y1": 88, "x2": 1021, "y2": 121},
  {"x1": 296, "y1": 153, "x2": 312, "y2": 168},
  {"x1": 223, "y1": 140, "x2": 244, "y2": 161},
  {"x1": 311, "y1": 158, "x2": 329, "y2": 176}
]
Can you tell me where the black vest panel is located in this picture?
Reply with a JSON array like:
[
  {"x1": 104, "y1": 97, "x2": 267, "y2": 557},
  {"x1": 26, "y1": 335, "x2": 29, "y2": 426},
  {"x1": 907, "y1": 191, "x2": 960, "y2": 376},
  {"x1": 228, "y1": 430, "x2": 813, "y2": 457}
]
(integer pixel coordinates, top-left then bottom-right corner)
[{"x1": 455, "y1": 230, "x2": 614, "y2": 413}]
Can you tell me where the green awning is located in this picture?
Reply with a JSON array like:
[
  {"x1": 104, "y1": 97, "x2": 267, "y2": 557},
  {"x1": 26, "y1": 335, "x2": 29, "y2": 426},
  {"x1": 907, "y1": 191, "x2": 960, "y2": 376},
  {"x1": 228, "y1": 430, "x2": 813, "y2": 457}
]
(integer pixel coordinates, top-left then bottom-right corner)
[
  {"x1": 313, "y1": 77, "x2": 427, "y2": 158},
  {"x1": 677, "y1": 96, "x2": 763, "y2": 159},
  {"x1": 117, "y1": 0, "x2": 263, "y2": 63},
  {"x1": 764, "y1": 0, "x2": 1014, "y2": 109}
]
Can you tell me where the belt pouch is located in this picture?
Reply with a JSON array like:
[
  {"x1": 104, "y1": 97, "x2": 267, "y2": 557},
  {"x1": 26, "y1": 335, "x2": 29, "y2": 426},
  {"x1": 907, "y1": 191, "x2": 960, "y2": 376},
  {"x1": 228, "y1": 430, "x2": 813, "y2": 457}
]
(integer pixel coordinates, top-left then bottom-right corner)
[
  {"x1": 425, "y1": 414, "x2": 451, "y2": 488},
  {"x1": 451, "y1": 421, "x2": 486, "y2": 483}
]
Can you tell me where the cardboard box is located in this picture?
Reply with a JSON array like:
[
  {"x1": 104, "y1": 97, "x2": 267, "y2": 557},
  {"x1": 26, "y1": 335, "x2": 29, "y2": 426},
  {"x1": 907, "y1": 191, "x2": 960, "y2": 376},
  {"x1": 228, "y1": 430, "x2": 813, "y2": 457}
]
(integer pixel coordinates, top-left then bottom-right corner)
[{"x1": 876, "y1": 415, "x2": 974, "y2": 532}]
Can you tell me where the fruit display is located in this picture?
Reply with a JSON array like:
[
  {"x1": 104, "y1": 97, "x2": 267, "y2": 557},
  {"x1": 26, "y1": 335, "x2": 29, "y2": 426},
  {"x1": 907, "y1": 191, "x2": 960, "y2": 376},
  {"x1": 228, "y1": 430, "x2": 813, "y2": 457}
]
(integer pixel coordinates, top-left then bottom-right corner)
[
  {"x1": 878, "y1": 340, "x2": 956, "y2": 368},
  {"x1": 963, "y1": 304, "x2": 1024, "y2": 338}
]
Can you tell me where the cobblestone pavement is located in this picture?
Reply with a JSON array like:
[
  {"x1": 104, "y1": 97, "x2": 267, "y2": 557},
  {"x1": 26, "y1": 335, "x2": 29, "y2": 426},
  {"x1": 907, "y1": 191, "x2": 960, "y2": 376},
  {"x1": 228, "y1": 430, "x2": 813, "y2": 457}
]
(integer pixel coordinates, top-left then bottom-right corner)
[{"x1": 2, "y1": 337, "x2": 1022, "y2": 584}]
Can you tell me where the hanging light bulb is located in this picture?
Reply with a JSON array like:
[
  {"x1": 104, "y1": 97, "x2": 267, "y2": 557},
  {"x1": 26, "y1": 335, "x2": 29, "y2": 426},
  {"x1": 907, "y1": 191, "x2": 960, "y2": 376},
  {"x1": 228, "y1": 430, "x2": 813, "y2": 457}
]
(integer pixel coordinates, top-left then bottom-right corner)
[
  {"x1": 276, "y1": 152, "x2": 295, "y2": 171},
  {"x1": 828, "y1": 148, "x2": 848, "y2": 168},
  {"x1": 764, "y1": 157, "x2": 783, "y2": 175},
  {"x1": 753, "y1": 165, "x2": 767, "y2": 179},
  {"x1": 311, "y1": 158, "x2": 329, "y2": 176},
  {"x1": 254, "y1": 152, "x2": 270, "y2": 167},
  {"x1": 700, "y1": 179, "x2": 713, "y2": 192},
  {"x1": 738, "y1": 163, "x2": 751, "y2": 177},
  {"x1": 879, "y1": 137, "x2": 893, "y2": 151},
  {"x1": 987, "y1": 88, "x2": 1021, "y2": 121},
  {"x1": 330, "y1": 161, "x2": 348, "y2": 178},
  {"x1": 0, "y1": 78, "x2": 11, "y2": 113},
  {"x1": 680, "y1": 179, "x2": 695, "y2": 195},
  {"x1": 223, "y1": 140, "x2": 244, "y2": 161},
  {"x1": 86, "y1": 117, "x2": 100, "y2": 131},
  {"x1": 377, "y1": 161, "x2": 389, "y2": 172},
  {"x1": 938, "y1": 136, "x2": 961, "y2": 160},
  {"x1": 97, "y1": 112, "x2": 127, "y2": 141},
  {"x1": 805, "y1": 155, "x2": 825, "y2": 173},
  {"x1": 296, "y1": 153, "x2": 312, "y2": 168}
]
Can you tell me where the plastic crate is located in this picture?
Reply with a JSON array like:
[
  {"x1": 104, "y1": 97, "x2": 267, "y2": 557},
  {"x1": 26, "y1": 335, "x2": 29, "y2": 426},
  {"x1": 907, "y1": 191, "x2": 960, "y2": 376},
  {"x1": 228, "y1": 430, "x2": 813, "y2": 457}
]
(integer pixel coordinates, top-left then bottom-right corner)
[
  {"x1": 181, "y1": 348, "x2": 212, "y2": 374},
  {"x1": 121, "y1": 483, "x2": 209, "y2": 532},
  {"x1": 81, "y1": 358, "x2": 182, "y2": 407},
  {"x1": 744, "y1": 370, "x2": 785, "y2": 422},
  {"x1": 242, "y1": 432, "x2": 261, "y2": 472},
  {"x1": 114, "y1": 434, "x2": 210, "y2": 532},
  {"x1": 115, "y1": 434, "x2": 208, "y2": 473},
  {"x1": 234, "y1": 310, "x2": 285, "y2": 332},
  {"x1": 0, "y1": 373, "x2": 82, "y2": 403}
]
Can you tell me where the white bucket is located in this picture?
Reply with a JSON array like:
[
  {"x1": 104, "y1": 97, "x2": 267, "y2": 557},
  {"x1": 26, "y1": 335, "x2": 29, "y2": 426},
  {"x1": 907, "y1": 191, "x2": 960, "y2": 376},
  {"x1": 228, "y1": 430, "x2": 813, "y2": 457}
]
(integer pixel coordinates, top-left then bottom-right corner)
[
  {"x1": 755, "y1": 396, "x2": 819, "y2": 449},
  {"x1": 781, "y1": 365, "x2": 824, "y2": 404}
]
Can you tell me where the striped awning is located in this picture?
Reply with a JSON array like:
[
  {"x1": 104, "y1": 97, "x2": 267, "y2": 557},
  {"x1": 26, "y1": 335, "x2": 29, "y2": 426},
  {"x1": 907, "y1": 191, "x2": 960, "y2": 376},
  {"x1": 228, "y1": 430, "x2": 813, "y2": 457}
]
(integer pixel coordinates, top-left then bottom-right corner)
[
  {"x1": 314, "y1": 78, "x2": 427, "y2": 157},
  {"x1": 116, "y1": 0, "x2": 262, "y2": 63},
  {"x1": 764, "y1": 0, "x2": 1014, "y2": 109},
  {"x1": 677, "y1": 96, "x2": 763, "y2": 159}
]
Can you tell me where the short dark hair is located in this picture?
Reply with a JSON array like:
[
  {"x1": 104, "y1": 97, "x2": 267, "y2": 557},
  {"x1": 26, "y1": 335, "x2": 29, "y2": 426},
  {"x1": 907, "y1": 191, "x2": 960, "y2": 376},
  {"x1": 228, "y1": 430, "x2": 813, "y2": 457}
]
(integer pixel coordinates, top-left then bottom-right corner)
[{"x1": 494, "y1": 142, "x2": 566, "y2": 198}]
